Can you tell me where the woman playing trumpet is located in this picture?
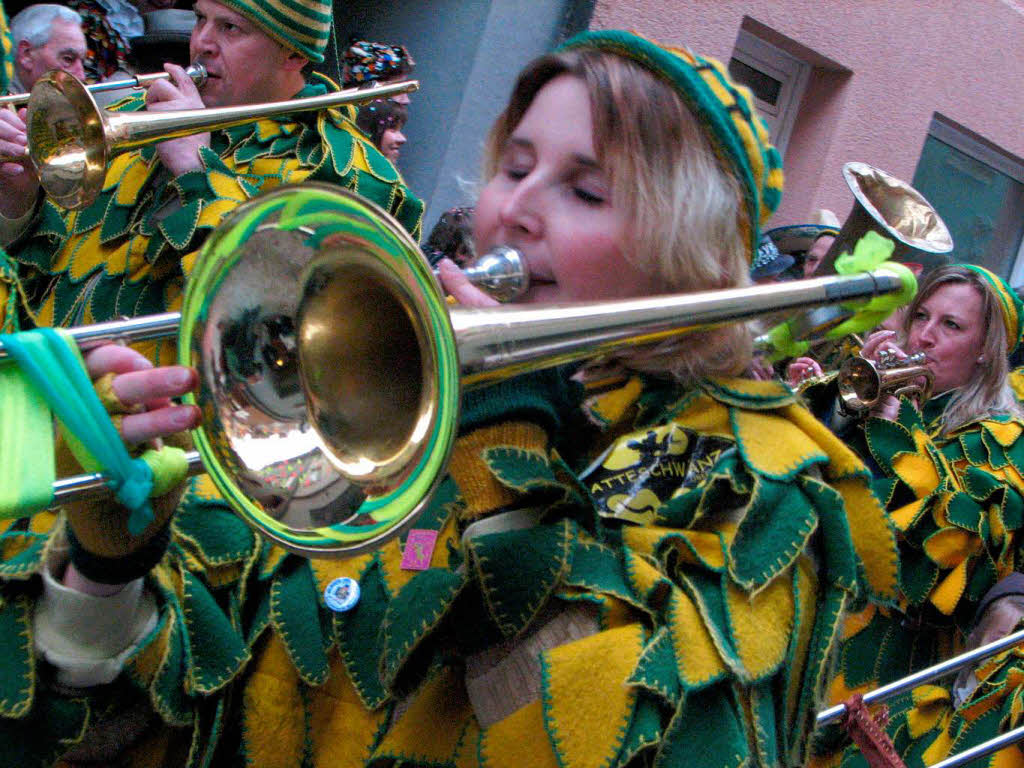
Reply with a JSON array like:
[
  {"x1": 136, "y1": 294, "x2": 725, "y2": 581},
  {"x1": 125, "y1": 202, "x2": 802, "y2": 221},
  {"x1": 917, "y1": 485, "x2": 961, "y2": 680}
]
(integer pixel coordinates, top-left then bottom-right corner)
[
  {"x1": 0, "y1": 30, "x2": 899, "y2": 767},
  {"x1": 813, "y1": 264, "x2": 1024, "y2": 767}
]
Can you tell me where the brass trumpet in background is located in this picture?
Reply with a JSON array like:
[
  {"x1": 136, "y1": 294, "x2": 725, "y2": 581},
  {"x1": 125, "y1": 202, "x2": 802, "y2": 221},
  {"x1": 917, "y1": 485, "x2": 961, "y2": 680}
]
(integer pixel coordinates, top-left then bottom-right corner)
[
  {"x1": 0, "y1": 61, "x2": 208, "y2": 108},
  {"x1": 838, "y1": 349, "x2": 934, "y2": 412},
  {"x1": 5, "y1": 69, "x2": 417, "y2": 209}
]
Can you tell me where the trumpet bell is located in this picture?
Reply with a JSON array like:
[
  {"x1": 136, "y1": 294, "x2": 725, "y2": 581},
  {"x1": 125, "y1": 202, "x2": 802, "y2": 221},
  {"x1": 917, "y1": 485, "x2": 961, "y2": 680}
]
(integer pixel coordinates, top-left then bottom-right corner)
[
  {"x1": 180, "y1": 183, "x2": 459, "y2": 557},
  {"x1": 26, "y1": 70, "x2": 107, "y2": 210}
]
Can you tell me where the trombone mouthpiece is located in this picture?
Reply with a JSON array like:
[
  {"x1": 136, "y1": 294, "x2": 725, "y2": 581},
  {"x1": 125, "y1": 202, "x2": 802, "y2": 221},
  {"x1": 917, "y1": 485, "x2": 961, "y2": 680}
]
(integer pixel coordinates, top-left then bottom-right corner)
[
  {"x1": 435, "y1": 246, "x2": 530, "y2": 303},
  {"x1": 185, "y1": 61, "x2": 208, "y2": 88}
]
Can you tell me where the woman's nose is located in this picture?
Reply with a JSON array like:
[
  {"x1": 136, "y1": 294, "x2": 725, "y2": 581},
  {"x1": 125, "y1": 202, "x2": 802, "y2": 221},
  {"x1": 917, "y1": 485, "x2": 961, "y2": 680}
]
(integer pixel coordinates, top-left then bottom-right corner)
[{"x1": 498, "y1": 176, "x2": 542, "y2": 237}]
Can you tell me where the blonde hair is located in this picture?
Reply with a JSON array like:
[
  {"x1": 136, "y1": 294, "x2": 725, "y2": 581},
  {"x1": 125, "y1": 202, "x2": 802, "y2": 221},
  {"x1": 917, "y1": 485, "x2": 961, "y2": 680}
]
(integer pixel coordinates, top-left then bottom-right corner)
[
  {"x1": 482, "y1": 49, "x2": 754, "y2": 382},
  {"x1": 899, "y1": 265, "x2": 1021, "y2": 434}
]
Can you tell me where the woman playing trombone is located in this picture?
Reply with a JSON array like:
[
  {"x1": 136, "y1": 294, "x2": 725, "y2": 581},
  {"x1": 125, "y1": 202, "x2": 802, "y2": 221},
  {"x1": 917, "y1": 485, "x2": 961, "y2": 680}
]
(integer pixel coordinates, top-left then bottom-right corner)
[
  {"x1": 813, "y1": 264, "x2": 1024, "y2": 767},
  {"x1": 0, "y1": 30, "x2": 899, "y2": 767}
]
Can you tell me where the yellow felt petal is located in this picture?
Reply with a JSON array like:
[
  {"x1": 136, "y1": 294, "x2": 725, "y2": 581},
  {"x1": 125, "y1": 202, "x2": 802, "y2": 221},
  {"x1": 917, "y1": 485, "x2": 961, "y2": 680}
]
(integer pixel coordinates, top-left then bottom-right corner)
[
  {"x1": 832, "y1": 478, "x2": 899, "y2": 601},
  {"x1": 66, "y1": 229, "x2": 104, "y2": 280},
  {"x1": 990, "y1": 745, "x2": 1024, "y2": 768},
  {"x1": 586, "y1": 375, "x2": 644, "y2": 427},
  {"x1": 986, "y1": 420, "x2": 1023, "y2": 447},
  {"x1": 309, "y1": 552, "x2": 372, "y2": 596},
  {"x1": 732, "y1": 408, "x2": 826, "y2": 477},
  {"x1": 623, "y1": 547, "x2": 668, "y2": 604},
  {"x1": 727, "y1": 570, "x2": 794, "y2": 681},
  {"x1": 377, "y1": 666, "x2": 474, "y2": 763},
  {"x1": 930, "y1": 559, "x2": 969, "y2": 615},
  {"x1": 207, "y1": 170, "x2": 248, "y2": 200},
  {"x1": 924, "y1": 528, "x2": 974, "y2": 568},
  {"x1": 892, "y1": 451, "x2": 941, "y2": 497},
  {"x1": 783, "y1": 404, "x2": 866, "y2": 478},
  {"x1": 623, "y1": 525, "x2": 726, "y2": 571},
  {"x1": 668, "y1": 586, "x2": 726, "y2": 688},
  {"x1": 198, "y1": 198, "x2": 246, "y2": 228},
  {"x1": 243, "y1": 633, "x2": 306, "y2": 768},
  {"x1": 672, "y1": 394, "x2": 733, "y2": 439},
  {"x1": 479, "y1": 700, "x2": 559, "y2": 768},
  {"x1": 906, "y1": 685, "x2": 952, "y2": 738},
  {"x1": 921, "y1": 728, "x2": 954, "y2": 768},
  {"x1": 308, "y1": 649, "x2": 388, "y2": 768},
  {"x1": 543, "y1": 623, "x2": 645, "y2": 768},
  {"x1": 114, "y1": 154, "x2": 152, "y2": 204},
  {"x1": 890, "y1": 496, "x2": 929, "y2": 532}
]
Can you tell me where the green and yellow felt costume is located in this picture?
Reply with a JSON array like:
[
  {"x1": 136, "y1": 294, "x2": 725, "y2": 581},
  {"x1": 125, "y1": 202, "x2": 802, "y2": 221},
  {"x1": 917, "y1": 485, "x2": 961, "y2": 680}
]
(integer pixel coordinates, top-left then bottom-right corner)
[
  {"x1": 0, "y1": 370, "x2": 899, "y2": 767},
  {"x1": 0, "y1": 26, "x2": 895, "y2": 768},
  {"x1": 1, "y1": 73, "x2": 422, "y2": 358},
  {"x1": 815, "y1": 265, "x2": 1024, "y2": 768},
  {"x1": 0, "y1": 3, "x2": 14, "y2": 96}
]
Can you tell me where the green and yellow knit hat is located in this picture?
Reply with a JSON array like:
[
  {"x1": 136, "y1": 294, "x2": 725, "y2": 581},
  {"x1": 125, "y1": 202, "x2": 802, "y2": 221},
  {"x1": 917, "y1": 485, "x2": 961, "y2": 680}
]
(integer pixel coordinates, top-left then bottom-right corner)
[
  {"x1": 963, "y1": 264, "x2": 1024, "y2": 353},
  {"x1": 558, "y1": 30, "x2": 784, "y2": 258},
  {"x1": 218, "y1": 0, "x2": 332, "y2": 62}
]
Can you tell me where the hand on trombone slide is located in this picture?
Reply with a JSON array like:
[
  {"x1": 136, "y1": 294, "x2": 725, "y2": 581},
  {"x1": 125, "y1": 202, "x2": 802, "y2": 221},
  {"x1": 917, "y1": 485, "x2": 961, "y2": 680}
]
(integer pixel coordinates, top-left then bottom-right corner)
[
  {"x1": 0, "y1": 107, "x2": 37, "y2": 219},
  {"x1": 81, "y1": 343, "x2": 201, "y2": 446},
  {"x1": 143, "y1": 63, "x2": 211, "y2": 177}
]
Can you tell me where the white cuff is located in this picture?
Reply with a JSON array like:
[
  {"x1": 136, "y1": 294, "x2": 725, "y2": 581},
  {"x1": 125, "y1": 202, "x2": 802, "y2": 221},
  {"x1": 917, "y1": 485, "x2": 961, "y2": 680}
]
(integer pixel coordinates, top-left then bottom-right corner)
[{"x1": 34, "y1": 546, "x2": 158, "y2": 688}]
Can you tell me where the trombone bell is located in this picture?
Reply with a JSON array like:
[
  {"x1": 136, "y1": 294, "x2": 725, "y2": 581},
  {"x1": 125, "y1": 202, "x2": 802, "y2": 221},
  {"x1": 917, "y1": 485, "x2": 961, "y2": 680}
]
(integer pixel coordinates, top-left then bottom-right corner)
[{"x1": 24, "y1": 70, "x2": 419, "y2": 210}]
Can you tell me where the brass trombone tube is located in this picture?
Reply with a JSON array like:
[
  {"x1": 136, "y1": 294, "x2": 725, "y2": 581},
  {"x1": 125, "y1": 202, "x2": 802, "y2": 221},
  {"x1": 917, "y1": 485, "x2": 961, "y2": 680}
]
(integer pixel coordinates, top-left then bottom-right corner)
[
  {"x1": 928, "y1": 725, "x2": 1024, "y2": 768},
  {"x1": 451, "y1": 270, "x2": 907, "y2": 390},
  {"x1": 0, "y1": 312, "x2": 181, "y2": 361},
  {"x1": 17, "y1": 73, "x2": 418, "y2": 208},
  {"x1": 3, "y1": 269, "x2": 906, "y2": 504},
  {"x1": 0, "y1": 62, "x2": 208, "y2": 108},
  {"x1": 816, "y1": 627, "x2": 1024, "y2": 726},
  {"x1": 99, "y1": 78, "x2": 416, "y2": 151}
]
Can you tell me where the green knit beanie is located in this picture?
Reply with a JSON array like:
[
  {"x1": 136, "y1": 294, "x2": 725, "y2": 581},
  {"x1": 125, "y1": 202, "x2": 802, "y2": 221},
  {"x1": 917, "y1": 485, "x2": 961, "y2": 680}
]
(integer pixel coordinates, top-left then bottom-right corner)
[
  {"x1": 962, "y1": 264, "x2": 1024, "y2": 354},
  {"x1": 558, "y1": 30, "x2": 784, "y2": 258},
  {"x1": 218, "y1": 0, "x2": 332, "y2": 63}
]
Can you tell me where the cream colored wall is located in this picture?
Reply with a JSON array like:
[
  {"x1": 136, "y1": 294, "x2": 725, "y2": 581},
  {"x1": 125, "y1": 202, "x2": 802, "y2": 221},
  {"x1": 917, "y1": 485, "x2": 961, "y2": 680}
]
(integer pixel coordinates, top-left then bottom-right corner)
[{"x1": 591, "y1": 0, "x2": 1024, "y2": 228}]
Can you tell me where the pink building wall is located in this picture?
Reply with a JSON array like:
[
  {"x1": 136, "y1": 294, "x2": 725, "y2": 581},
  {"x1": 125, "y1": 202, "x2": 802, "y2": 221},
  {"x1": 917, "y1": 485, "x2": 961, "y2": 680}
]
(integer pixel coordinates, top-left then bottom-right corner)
[{"x1": 591, "y1": 0, "x2": 1024, "y2": 229}]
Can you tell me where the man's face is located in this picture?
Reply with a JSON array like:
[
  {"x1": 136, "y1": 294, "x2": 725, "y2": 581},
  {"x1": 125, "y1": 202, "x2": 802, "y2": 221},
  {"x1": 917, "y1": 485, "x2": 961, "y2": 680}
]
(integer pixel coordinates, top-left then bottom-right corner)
[
  {"x1": 803, "y1": 235, "x2": 834, "y2": 277},
  {"x1": 16, "y1": 18, "x2": 87, "y2": 90},
  {"x1": 190, "y1": 0, "x2": 300, "y2": 107}
]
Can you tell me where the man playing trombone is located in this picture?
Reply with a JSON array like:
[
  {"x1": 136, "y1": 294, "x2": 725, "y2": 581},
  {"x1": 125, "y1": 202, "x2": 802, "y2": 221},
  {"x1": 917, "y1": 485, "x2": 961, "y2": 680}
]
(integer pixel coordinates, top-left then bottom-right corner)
[{"x1": 0, "y1": 0, "x2": 423, "y2": 361}]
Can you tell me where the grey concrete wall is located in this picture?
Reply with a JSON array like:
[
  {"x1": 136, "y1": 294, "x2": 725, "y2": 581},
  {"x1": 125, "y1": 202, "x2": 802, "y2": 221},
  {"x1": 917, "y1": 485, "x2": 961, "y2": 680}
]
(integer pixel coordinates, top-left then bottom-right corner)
[{"x1": 332, "y1": 1, "x2": 593, "y2": 234}]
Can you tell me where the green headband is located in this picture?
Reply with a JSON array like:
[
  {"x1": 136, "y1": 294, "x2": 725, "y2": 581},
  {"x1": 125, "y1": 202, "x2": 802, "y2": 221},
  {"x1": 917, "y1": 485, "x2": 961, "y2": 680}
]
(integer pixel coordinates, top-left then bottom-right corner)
[
  {"x1": 963, "y1": 264, "x2": 1024, "y2": 354},
  {"x1": 218, "y1": 0, "x2": 332, "y2": 63},
  {"x1": 557, "y1": 30, "x2": 784, "y2": 259}
]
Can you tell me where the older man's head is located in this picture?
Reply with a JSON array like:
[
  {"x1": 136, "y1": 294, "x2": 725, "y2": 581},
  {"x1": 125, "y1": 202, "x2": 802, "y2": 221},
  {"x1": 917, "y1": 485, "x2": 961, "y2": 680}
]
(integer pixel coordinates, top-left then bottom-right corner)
[{"x1": 10, "y1": 4, "x2": 87, "y2": 90}]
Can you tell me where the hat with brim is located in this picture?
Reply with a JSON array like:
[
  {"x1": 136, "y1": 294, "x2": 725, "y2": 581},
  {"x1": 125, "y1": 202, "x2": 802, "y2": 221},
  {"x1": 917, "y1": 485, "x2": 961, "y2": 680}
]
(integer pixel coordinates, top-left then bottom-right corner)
[{"x1": 764, "y1": 224, "x2": 840, "y2": 256}]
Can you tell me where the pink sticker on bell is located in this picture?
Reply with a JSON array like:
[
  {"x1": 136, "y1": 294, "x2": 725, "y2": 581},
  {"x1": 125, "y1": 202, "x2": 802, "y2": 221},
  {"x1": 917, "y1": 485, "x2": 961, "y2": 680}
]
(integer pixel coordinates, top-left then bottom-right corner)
[{"x1": 401, "y1": 529, "x2": 438, "y2": 571}]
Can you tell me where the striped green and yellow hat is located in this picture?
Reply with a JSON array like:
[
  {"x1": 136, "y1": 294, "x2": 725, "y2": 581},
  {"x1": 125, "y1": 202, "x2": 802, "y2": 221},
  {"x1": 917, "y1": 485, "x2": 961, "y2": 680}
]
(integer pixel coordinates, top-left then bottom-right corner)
[
  {"x1": 558, "y1": 30, "x2": 784, "y2": 259},
  {"x1": 963, "y1": 264, "x2": 1024, "y2": 353},
  {"x1": 219, "y1": 0, "x2": 332, "y2": 63}
]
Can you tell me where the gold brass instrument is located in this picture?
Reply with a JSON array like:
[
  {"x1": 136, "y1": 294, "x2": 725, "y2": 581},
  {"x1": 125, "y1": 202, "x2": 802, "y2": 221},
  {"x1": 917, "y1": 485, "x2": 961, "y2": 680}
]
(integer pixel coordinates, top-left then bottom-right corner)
[
  {"x1": 783, "y1": 161, "x2": 953, "y2": 343},
  {"x1": 838, "y1": 350, "x2": 934, "y2": 412},
  {"x1": 0, "y1": 184, "x2": 909, "y2": 557},
  {"x1": 11, "y1": 70, "x2": 417, "y2": 209},
  {"x1": 0, "y1": 62, "x2": 208, "y2": 109}
]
